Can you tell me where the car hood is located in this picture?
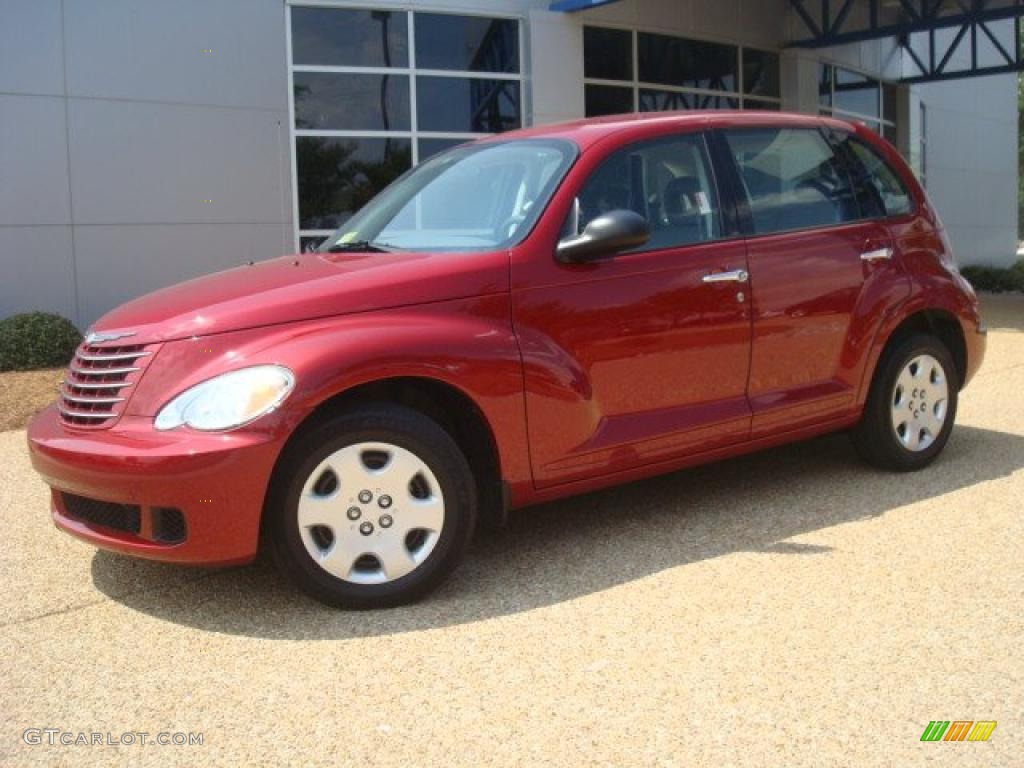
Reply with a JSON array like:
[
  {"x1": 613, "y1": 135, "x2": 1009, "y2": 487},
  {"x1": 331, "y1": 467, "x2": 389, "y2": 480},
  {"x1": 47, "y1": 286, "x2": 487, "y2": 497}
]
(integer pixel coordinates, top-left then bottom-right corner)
[{"x1": 91, "y1": 249, "x2": 510, "y2": 343}]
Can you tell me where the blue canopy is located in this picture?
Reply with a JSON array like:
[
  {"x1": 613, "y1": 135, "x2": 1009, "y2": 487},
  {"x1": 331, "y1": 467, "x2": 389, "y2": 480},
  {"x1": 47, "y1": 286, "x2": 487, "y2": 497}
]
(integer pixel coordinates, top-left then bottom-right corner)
[{"x1": 549, "y1": 0, "x2": 622, "y2": 11}]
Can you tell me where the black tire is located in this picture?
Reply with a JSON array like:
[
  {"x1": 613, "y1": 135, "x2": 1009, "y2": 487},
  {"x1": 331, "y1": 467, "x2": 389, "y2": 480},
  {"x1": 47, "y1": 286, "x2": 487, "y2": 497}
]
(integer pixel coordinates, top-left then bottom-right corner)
[
  {"x1": 851, "y1": 333, "x2": 959, "y2": 471},
  {"x1": 265, "y1": 404, "x2": 477, "y2": 609}
]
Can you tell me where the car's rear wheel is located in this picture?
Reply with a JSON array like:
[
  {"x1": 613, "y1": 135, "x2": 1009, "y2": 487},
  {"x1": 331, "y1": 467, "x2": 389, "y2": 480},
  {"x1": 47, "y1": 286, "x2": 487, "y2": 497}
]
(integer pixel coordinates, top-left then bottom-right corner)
[
  {"x1": 852, "y1": 333, "x2": 959, "y2": 471},
  {"x1": 266, "y1": 404, "x2": 477, "y2": 608}
]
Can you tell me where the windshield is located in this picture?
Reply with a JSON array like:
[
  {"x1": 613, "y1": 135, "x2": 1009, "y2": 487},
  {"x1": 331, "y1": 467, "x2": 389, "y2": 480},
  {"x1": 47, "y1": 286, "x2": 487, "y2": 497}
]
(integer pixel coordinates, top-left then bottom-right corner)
[{"x1": 318, "y1": 139, "x2": 577, "y2": 253}]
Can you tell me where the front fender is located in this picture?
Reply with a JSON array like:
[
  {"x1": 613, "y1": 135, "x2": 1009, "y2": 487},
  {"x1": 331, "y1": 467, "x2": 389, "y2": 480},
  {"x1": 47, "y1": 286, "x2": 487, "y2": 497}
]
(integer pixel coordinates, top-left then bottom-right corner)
[{"x1": 127, "y1": 294, "x2": 532, "y2": 493}]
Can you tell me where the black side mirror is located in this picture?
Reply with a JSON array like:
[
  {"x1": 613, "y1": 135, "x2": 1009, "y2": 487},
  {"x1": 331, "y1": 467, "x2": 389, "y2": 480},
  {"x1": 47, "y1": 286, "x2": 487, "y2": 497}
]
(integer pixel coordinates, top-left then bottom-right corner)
[{"x1": 556, "y1": 209, "x2": 650, "y2": 263}]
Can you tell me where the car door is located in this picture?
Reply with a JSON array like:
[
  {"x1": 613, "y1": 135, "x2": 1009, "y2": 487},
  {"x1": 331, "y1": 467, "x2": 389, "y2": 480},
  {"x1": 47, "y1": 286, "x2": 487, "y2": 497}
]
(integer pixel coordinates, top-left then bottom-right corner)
[
  {"x1": 717, "y1": 124, "x2": 909, "y2": 438},
  {"x1": 512, "y1": 131, "x2": 753, "y2": 489}
]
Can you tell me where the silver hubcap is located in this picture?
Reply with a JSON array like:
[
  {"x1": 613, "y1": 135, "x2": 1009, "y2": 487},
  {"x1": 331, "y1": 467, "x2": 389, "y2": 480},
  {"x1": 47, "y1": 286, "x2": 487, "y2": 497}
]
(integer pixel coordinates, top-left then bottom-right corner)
[
  {"x1": 297, "y1": 442, "x2": 445, "y2": 584},
  {"x1": 891, "y1": 354, "x2": 949, "y2": 452}
]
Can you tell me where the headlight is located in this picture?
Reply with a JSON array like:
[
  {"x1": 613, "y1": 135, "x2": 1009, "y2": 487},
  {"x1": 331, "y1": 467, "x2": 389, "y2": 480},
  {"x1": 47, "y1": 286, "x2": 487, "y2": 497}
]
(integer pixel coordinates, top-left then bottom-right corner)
[{"x1": 154, "y1": 365, "x2": 295, "y2": 431}]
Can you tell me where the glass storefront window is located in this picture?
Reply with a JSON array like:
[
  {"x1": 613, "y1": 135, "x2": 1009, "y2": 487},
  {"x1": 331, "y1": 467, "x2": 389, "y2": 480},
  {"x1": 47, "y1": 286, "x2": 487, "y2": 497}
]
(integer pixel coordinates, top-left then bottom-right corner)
[
  {"x1": 418, "y1": 137, "x2": 468, "y2": 161},
  {"x1": 584, "y1": 26, "x2": 633, "y2": 81},
  {"x1": 819, "y1": 64, "x2": 833, "y2": 108},
  {"x1": 291, "y1": 8, "x2": 408, "y2": 68},
  {"x1": 883, "y1": 83, "x2": 898, "y2": 125},
  {"x1": 820, "y1": 66, "x2": 898, "y2": 150},
  {"x1": 300, "y1": 235, "x2": 328, "y2": 253},
  {"x1": 296, "y1": 136, "x2": 412, "y2": 231},
  {"x1": 416, "y1": 78, "x2": 521, "y2": 133},
  {"x1": 583, "y1": 26, "x2": 779, "y2": 118},
  {"x1": 585, "y1": 84, "x2": 634, "y2": 117},
  {"x1": 743, "y1": 98, "x2": 781, "y2": 111},
  {"x1": 293, "y1": 72, "x2": 410, "y2": 132},
  {"x1": 638, "y1": 33, "x2": 738, "y2": 91},
  {"x1": 289, "y1": 7, "x2": 524, "y2": 250},
  {"x1": 414, "y1": 14, "x2": 519, "y2": 73},
  {"x1": 639, "y1": 90, "x2": 738, "y2": 111},
  {"x1": 834, "y1": 67, "x2": 880, "y2": 119},
  {"x1": 743, "y1": 49, "x2": 780, "y2": 98}
]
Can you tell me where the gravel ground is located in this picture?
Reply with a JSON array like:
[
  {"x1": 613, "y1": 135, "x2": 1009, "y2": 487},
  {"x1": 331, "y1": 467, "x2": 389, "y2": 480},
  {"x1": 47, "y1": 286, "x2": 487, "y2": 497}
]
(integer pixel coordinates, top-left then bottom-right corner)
[
  {"x1": 1, "y1": 295, "x2": 1022, "y2": 767},
  {"x1": 0, "y1": 368, "x2": 62, "y2": 432}
]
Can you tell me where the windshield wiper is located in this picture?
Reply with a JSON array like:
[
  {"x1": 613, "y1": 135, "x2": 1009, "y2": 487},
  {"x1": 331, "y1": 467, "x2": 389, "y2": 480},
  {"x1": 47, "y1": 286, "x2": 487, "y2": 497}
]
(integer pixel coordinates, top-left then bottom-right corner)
[{"x1": 325, "y1": 240, "x2": 399, "y2": 253}]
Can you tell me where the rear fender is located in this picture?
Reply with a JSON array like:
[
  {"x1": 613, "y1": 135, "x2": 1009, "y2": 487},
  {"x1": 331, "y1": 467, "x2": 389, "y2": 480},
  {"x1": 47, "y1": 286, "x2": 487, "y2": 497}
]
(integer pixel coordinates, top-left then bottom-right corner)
[{"x1": 857, "y1": 262, "x2": 983, "y2": 404}]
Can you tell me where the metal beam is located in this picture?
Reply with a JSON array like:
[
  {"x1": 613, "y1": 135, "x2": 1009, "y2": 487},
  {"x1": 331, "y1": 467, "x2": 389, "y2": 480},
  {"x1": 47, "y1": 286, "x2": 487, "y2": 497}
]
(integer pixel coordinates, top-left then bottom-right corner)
[
  {"x1": 788, "y1": 0, "x2": 1024, "y2": 48},
  {"x1": 898, "y1": 13, "x2": 1023, "y2": 80},
  {"x1": 788, "y1": 0, "x2": 1024, "y2": 82},
  {"x1": 791, "y1": 0, "x2": 824, "y2": 36},
  {"x1": 899, "y1": 59, "x2": 1023, "y2": 80},
  {"x1": 935, "y1": 22, "x2": 969, "y2": 73},
  {"x1": 830, "y1": 0, "x2": 857, "y2": 35}
]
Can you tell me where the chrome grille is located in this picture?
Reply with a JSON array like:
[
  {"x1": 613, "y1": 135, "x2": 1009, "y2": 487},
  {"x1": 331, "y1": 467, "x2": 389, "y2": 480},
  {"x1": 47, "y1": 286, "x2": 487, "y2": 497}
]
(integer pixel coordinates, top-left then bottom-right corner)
[{"x1": 59, "y1": 341, "x2": 157, "y2": 428}]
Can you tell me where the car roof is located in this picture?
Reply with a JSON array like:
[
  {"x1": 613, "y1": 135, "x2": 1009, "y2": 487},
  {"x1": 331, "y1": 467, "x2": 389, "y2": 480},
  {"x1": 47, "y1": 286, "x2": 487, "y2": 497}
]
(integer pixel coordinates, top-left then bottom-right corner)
[{"x1": 483, "y1": 110, "x2": 866, "y2": 151}]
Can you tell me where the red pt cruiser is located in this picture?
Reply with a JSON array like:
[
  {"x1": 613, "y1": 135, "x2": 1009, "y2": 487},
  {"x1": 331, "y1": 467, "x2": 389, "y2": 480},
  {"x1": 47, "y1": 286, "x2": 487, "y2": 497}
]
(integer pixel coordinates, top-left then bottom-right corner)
[{"x1": 28, "y1": 112, "x2": 985, "y2": 608}]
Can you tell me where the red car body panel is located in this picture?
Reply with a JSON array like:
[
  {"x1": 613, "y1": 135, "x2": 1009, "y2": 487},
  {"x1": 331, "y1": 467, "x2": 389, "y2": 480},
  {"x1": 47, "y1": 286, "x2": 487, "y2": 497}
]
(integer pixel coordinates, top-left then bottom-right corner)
[
  {"x1": 27, "y1": 111, "x2": 985, "y2": 565},
  {"x1": 95, "y1": 247, "x2": 511, "y2": 343},
  {"x1": 513, "y1": 233, "x2": 754, "y2": 487},
  {"x1": 29, "y1": 410, "x2": 281, "y2": 565},
  {"x1": 742, "y1": 218, "x2": 907, "y2": 437}
]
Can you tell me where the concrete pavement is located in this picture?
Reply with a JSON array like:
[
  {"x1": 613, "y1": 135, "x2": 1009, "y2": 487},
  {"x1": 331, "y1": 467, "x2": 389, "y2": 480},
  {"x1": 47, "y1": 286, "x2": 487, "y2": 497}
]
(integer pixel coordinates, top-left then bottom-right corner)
[{"x1": 2, "y1": 295, "x2": 1022, "y2": 766}]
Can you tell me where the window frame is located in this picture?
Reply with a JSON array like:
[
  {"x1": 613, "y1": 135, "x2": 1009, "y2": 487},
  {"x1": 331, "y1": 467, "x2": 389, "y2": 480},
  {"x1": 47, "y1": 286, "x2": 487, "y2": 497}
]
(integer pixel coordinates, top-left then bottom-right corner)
[
  {"x1": 287, "y1": 2, "x2": 526, "y2": 251},
  {"x1": 562, "y1": 131, "x2": 731, "y2": 258}
]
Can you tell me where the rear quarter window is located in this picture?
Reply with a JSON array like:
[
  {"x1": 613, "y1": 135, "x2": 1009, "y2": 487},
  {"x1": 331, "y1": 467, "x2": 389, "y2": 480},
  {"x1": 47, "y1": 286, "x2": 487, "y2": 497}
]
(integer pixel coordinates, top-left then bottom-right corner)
[{"x1": 844, "y1": 137, "x2": 914, "y2": 218}]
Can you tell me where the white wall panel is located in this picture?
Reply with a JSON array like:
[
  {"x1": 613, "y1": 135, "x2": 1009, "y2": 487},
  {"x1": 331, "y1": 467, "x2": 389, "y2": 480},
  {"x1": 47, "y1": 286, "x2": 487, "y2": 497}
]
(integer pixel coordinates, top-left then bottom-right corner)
[
  {"x1": 67, "y1": 98, "x2": 289, "y2": 227},
  {"x1": 63, "y1": 0, "x2": 288, "y2": 110},
  {"x1": 0, "y1": 0, "x2": 64, "y2": 96},
  {"x1": 0, "y1": 226, "x2": 75, "y2": 320},
  {"x1": 0, "y1": 95, "x2": 71, "y2": 226},
  {"x1": 74, "y1": 223, "x2": 290, "y2": 325}
]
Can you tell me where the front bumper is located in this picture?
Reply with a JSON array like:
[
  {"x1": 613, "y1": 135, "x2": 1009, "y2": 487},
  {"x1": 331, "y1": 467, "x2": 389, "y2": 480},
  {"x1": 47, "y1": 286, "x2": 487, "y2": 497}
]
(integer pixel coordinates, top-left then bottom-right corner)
[{"x1": 27, "y1": 405, "x2": 286, "y2": 565}]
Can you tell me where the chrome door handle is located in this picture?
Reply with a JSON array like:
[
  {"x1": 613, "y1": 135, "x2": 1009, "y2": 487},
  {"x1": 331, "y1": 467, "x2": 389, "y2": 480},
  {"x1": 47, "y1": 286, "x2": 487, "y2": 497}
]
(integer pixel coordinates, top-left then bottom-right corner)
[
  {"x1": 860, "y1": 247, "x2": 892, "y2": 262},
  {"x1": 702, "y1": 269, "x2": 748, "y2": 284}
]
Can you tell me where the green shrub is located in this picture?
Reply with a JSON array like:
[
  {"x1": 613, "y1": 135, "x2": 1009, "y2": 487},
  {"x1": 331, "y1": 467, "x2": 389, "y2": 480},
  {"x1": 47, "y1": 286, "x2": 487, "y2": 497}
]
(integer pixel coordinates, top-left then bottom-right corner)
[
  {"x1": 961, "y1": 259, "x2": 1024, "y2": 294},
  {"x1": 0, "y1": 312, "x2": 82, "y2": 372}
]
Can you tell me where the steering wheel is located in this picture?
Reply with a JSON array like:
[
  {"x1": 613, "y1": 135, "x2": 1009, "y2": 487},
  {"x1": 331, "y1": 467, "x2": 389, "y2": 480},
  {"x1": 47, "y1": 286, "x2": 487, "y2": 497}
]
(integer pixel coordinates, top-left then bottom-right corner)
[
  {"x1": 796, "y1": 178, "x2": 834, "y2": 198},
  {"x1": 499, "y1": 213, "x2": 528, "y2": 240}
]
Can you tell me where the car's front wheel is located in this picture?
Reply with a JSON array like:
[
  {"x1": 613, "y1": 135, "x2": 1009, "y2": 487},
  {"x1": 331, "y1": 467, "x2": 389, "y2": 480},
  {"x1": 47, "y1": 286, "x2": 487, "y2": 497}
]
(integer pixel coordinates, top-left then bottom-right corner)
[
  {"x1": 266, "y1": 404, "x2": 477, "y2": 608},
  {"x1": 852, "y1": 333, "x2": 959, "y2": 471}
]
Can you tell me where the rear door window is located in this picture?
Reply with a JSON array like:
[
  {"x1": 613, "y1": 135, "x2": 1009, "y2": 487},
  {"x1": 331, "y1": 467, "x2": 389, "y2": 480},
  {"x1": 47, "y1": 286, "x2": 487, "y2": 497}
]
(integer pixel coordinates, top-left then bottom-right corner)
[
  {"x1": 722, "y1": 127, "x2": 861, "y2": 235},
  {"x1": 842, "y1": 137, "x2": 914, "y2": 218},
  {"x1": 569, "y1": 134, "x2": 722, "y2": 252}
]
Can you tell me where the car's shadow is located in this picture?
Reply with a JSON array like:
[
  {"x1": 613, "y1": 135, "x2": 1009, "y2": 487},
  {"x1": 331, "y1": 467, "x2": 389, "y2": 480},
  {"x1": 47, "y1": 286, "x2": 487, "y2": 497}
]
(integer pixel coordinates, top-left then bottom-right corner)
[{"x1": 91, "y1": 425, "x2": 1024, "y2": 639}]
